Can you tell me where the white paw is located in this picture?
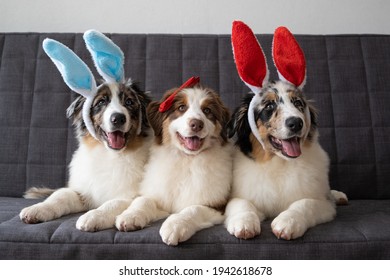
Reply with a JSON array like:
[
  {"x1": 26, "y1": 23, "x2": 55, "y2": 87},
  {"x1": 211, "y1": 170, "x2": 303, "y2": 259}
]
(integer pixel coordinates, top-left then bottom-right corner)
[
  {"x1": 271, "y1": 212, "x2": 307, "y2": 240},
  {"x1": 115, "y1": 211, "x2": 149, "y2": 232},
  {"x1": 19, "y1": 203, "x2": 56, "y2": 224},
  {"x1": 225, "y1": 211, "x2": 260, "y2": 239},
  {"x1": 331, "y1": 190, "x2": 349, "y2": 205},
  {"x1": 76, "y1": 210, "x2": 113, "y2": 232},
  {"x1": 159, "y1": 215, "x2": 194, "y2": 246}
]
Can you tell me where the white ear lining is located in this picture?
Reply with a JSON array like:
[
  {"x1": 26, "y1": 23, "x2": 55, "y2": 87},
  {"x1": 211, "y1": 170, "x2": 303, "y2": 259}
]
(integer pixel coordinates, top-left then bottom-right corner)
[
  {"x1": 82, "y1": 97, "x2": 97, "y2": 139},
  {"x1": 248, "y1": 93, "x2": 265, "y2": 150}
]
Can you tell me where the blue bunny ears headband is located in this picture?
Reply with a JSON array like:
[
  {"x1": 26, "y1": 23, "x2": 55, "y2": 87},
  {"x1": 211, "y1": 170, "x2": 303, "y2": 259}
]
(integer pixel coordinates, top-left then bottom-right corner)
[{"x1": 42, "y1": 30, "x2": 125, "y2": 139}]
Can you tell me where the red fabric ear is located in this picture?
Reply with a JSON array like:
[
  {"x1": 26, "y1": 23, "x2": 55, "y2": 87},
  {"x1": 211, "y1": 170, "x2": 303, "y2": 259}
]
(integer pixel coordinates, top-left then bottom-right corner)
[
  {"x1": 232, "y1": 21, "x2": 268, "y2": 89},
  {"x1": 159, "y1": 76, "x2": 200, "y2": 112},
  {"x1": 272, "y1": 26, "x2": 306, "y2": 87}
]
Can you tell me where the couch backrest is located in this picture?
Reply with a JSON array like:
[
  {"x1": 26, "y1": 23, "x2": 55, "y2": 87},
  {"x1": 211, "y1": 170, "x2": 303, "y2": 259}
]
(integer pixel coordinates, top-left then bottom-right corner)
[{"x1": 0, "y1": 33, "x2": 389, "y2": 199}]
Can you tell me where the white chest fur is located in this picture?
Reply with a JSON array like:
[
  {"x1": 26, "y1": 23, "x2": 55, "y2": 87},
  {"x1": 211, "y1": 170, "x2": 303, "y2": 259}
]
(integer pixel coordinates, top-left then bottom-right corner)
[
  {"x1": 140, "y1": 143, "x2": 233, "y2": 213},
  {"x1": 232, "y1": 142, "x2": 331, "y2": 218},
  {"x1": 68, "y1": 138, "x2": 151, "y2": 208}
]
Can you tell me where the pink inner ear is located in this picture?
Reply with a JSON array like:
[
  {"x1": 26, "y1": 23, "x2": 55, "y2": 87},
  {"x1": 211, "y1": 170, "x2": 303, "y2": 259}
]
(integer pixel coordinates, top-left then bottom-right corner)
[
  {"x1": 273, "y1": 26, "x2": 306, "y2": 87},
  {"x1": 232, "y1": 21, "x2": 267, "y2": 88}
]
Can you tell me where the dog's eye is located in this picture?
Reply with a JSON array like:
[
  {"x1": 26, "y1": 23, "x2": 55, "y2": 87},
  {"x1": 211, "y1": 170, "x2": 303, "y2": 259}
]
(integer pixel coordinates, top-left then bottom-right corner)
[
  {"x1": 97, "y1": 96, "x2": 109, "y2": 106},
  {"x1": 178, "y1": 105, "x2": 187, "y2": 112},
  {"x1": 125, "y1": 98, "x2": 133, "y2": 107},
  {"x1": 265, "y1": 102, "x2": 275, "y2": 111},
  {"x1": 293, "y1": 99, "x2": 304, "y2": 108},
  {"x1": 203, "y1": 108, "x2": 211, "y2": 115}
]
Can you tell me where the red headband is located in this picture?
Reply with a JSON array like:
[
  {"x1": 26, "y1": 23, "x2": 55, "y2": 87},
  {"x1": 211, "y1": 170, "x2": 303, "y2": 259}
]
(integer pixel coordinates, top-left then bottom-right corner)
[{"x1": 159, "y1": 76, "x2": 200, "y2": 112}]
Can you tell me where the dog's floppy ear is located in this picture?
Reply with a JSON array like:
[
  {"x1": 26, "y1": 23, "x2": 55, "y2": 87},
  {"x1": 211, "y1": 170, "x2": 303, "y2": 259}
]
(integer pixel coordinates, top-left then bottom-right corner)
[
  {"x1": 66, "y1": 96, "x2": 87, "y2": 137},
  {"x1": 307, "y1": 102, "x2": 318, "y2": 141},
  {"x1": 272, "y1": 26, "x2": 306, "y2": 89},
  {"x1": 228, "y1": 94, "x2": 254, "y2": 156},
  {"x1": 147, "y1": 101, "x2": 165, "y2": 144},
  {"x1": 131, "y1": 83, "x2": 152, "y2": 136},
  {"x1": 83, "y1": 30, "x2": 125, "y2": 83}
]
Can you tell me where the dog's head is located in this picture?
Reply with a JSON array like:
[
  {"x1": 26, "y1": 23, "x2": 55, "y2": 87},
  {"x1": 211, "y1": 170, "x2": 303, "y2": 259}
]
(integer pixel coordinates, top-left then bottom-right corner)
[
  {"x1": 43, "y1": 30, "x2": 151, "y2": 151},
  {"x1": 229, "y1": 80, "x2": 317, "y2": 160},
  {"x1": 230, "y1": 21, "x2": 316, "y2": 161},
  {"x1": 67, "y1": 80, "x2": 151, "y2": 151},
  {"x1": 147, "y1": 84, "x2": 230, "y2": 155}
]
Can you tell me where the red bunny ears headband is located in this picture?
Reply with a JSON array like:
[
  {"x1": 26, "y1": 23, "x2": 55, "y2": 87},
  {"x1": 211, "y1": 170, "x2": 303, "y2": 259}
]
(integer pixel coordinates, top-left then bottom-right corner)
[
  {"x1": 232, "y1": 20, "x2": 306, "y2": 92},
  {"x1": 231, "y1": 20, "x2": 306, "y2": 147}
]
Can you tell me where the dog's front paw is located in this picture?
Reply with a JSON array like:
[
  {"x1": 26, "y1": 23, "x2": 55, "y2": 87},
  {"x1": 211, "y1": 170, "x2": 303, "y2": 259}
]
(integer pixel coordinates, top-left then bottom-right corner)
[
  {"x1": 115, "y1": 211, "x2": 149, "y2": 232},
  {"x1": 76, "y1": 210, "x2": 113, "y2": 232},
  {"x1": 271, "y1": 212, "x2": 307, "y2": 240},
  {"x1": 159, "y1": 215, "x2": 194, "y2": 246},
  {"x1": 225, "y1": 212, "x2": 260, "y2": 239},
  {"x1": 19, "y1": 203, "x2": 56, "y2": 224}
]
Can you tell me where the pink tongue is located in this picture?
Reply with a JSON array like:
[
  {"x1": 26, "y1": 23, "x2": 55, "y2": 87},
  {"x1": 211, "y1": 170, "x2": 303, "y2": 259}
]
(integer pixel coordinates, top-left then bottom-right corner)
[
  {"x1": 107, "y1": 132, "x2": 126, "y2": 150},
  {"x1": 281, "y1": 137, "x2": 301, "y2": 157},
  {"x1": 184, "y1": 137, "x2": 202, "y2": 151}
]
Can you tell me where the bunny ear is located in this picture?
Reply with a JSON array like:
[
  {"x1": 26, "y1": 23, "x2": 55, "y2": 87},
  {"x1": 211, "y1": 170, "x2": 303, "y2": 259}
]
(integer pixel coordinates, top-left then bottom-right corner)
[
  {"x1": 83, "y1": 30, "x2": 125, "y2": 83},
  {"x1": 43, "y1": 38, "x2": 98, "y2": 139},
  {"x1": 42, "y1": 38, "x2": 97, "y2": 98},
  {"x1": 231, "y1": 21, "x2": 269, "y2": 94},
  {"x1": 272, "y1": 26, "x2": 306, "y2": 88}
]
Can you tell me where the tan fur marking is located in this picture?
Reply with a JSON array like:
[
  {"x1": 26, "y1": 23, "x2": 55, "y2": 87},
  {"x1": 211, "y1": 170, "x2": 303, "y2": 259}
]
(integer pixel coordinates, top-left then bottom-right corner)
[
  {"x1": 250, "y1": 133, "x2": 274, "y2": 163},
  {"x1": 124, "y1": 135, "x2": 144, "y2": 151},
  {"x1": 82, "y1": 134, "x2": 100, "y2": 149},
  {"x1": 161, "y1": 118, "x2": 172, "y2": 145}
]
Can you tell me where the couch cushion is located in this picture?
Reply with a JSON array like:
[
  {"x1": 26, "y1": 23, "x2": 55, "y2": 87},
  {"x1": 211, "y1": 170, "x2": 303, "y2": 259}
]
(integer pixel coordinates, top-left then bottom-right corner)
[{"x1": 1, "y1": 197, "x2": 389, "y2": 259}]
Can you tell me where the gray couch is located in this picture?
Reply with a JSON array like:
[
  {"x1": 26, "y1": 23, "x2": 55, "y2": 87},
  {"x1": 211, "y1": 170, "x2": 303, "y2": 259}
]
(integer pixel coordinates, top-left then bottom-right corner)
[{"x1": 0, "y1": 32, "x2": 389, "y2": 259}]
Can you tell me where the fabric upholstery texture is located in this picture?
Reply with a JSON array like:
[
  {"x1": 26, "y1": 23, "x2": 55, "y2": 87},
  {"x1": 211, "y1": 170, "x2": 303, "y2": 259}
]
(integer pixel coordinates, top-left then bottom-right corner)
[{"x1": 0, "y1": 33, "x2": 389, "y2": 259}]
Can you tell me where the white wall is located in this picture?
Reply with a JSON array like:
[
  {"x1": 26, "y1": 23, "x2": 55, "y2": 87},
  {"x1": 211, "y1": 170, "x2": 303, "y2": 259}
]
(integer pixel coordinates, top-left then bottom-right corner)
[{"x1": 1, "y1": 0, "x2": 389, "y2": 34}]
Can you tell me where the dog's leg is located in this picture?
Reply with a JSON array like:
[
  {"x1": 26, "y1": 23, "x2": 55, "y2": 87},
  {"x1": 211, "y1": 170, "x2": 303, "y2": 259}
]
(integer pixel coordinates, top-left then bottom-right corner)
[
  {"x1": 115, "y1": 196, "x2": 169, "y2": 232},
  {"x1": 76, "y1": 199, "x2": 133, "y2": 232},
  {"x1": 20, "y1": 188, "x2": 86, "y2": 223},
  {"x1": 271, "y1": 198, "x2": 336, "y2": 240},
  {"x1": 160, "y1": 205, "x2": 225, "y2": 246},
  {"x1": 224, "y1": 197, "x2": 264, "y2": 239}
]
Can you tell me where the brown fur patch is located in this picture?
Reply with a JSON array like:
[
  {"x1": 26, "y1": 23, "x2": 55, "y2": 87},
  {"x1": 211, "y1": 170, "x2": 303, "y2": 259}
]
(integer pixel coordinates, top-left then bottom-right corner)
[
  {"x1": 201, "y1": 89, "x2": 230, "y2": 143},
  {"x1": 146, "y1": 88, "x2": 188, "y2": 145},
  {"x1": 124, "y1": 134, "x2": 144, "y2": 151},
  {"x1": 82, "y1": 134, "x2": 101, "y2": 149},
  {"x1": 249, "y1": 133, "x2": 274, "y2": 163}
]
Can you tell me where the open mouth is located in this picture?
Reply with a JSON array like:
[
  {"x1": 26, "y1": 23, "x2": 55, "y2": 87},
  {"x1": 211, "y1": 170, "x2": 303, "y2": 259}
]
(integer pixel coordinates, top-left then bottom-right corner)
[
  {"x1": 104, "y1": 131, "x2": 127, "y2": 150},
  {"x1": 269, "y1": 136, "x2": 301, "y2": 158},
  {"x1": 176, "y1": 132, "x2": 204, "y2": 152}
]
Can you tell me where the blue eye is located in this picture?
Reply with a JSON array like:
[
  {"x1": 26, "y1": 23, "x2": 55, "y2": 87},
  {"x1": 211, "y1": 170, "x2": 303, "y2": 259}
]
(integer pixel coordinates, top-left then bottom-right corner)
[
  {"x1": 125, "y1": 98, "x2": 133, "y2": 106},
  {"x1": 178, "y1": 105, "x2": 187, "y2": 112},
  {"x1": 203, "y1": 108, "x2": 211, "y2": 114},
  {"x1": 97, "y1": 96, "x2": 109, "y2": 106}
]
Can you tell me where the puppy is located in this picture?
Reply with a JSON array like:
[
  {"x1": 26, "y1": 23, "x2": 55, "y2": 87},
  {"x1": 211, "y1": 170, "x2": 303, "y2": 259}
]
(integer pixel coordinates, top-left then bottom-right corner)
[
  {"x1": 115, "y1": 80, "x2": 233, "y2": 245},
  {"x1": 224, "y1": 21, "x2": 347, "y2": 240},
  {"x1": 19, "y1": 31, "x2": 152, "y2": 232}
]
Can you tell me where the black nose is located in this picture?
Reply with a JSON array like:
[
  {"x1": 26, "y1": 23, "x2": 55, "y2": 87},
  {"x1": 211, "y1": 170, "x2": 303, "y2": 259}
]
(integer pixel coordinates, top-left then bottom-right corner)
[
  {"x1": 189, "y1": 118, "x2": 204, "y2": 132},
  {"x1": 285, "y1": 117, "x2": 303, "y2": 133},
  {"x1": 111, "y1": 113, "x2": 126, "y2": 128}
]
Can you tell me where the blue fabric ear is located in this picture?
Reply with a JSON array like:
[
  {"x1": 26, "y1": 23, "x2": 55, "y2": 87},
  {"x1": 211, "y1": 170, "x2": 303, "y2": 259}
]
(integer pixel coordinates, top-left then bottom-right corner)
[
  {"x1": 42, "y1": 39, "x2": 96, "y2": 98},
  {"x1": 83, "y1": 30, "x2": 125, "y2": 83}
]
